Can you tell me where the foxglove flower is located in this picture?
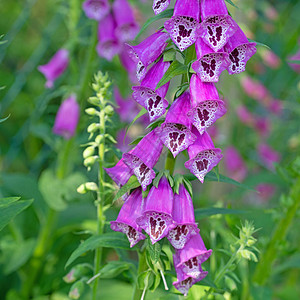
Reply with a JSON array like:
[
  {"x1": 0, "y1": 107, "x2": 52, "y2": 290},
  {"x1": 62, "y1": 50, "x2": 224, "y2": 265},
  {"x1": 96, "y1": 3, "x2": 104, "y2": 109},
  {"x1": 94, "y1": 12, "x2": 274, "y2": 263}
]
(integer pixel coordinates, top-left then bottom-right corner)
[
  {"x1": 53, "y1": 95, "x2": 80, "y2": 139},
  {"x1": 136, "y1": 177, "x2": 175, "y2": 244},
  {"x1": 112, "y1": 0, "x2": 139, "y2": 42},
  {"x1": 224, "y1": 24, "x2": 256, "y2": 74},
  {"x1": 260, "y1": 48, "x2": 281, "y2": 69},
  {"x1": 256, "y1": 183, "x2": 276, "y2": 202},
  {"x1": 123, "y1": 130, "x2": 163, "y2": 190},
  {"x1": 155, "y1": 92, "x2": 196, "y2": 157},
  {"x1": 254, "y1": 117, "x2": 271, "y2": 138},
  {"x1": 119, "y1": 47, "x2": 137, "y2": 83},
  {"x1": 82, "y1": 0, "x2": 109, "y2": 21},
  {"x1": 268, "y1": 99, "x2": 283, "y2": 115},
  {"x1": 236, "y1": 105, "x2": 254, "y2": 126},
  {"x1": 188, "y1": 74, "x2": 226, "y2": 135},
  {"x1": 97, "y1": 14, "x2": 120, "y2": 61},
  {"x1": 164, "y1": 0, "x2": 200, "y2": 52},
  {"x1": 111, "y1": 188, "x2": 146, "y2": 247},
  {"x1": 116, "y1": 129, "x2": 131, "y2": 153},
  {"x1": 224, "y1": 146, "x2": 247, "y2": 182},
  {"x1": 167, "y1": 184, "x2": 199, "y2": 249},
  {"x1": 198, "y1": 0, "x2": 237, "y2": 52},
  {"x1": 126, "y1": 30, "x2": 169, "y2": 81},
  {"x1": 258, "y1": 143, "x2": 280, "y2": 170},
  {"x1": 153, "y1": 0, "x2": 170, "y2": 15},
  {"x1": 288, "y1": 47, "x2": 300, "y2": 73},
  {"x1": 132, "y1": 58, "x2": 170, "y2": 122},
  {"x1": 185, "y1": 128, "x2": 223, "y2": 183},
  {"x1": 192, "y1": 38, "x2": 230, "y2": 82},
  {"x1": 38, "y1": 49, "x2": 69, "y2": 88}
]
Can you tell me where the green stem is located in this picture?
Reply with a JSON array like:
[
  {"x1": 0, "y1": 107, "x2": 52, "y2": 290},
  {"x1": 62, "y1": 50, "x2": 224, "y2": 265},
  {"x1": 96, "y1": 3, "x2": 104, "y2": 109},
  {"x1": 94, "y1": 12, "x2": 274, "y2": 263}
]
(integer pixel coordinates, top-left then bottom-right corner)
[
  {"x1": 132, "y1": 251, "x2": 148, "y2": 300},
  {"x1": 253, "y1": 177, "x2": 300, "y2": 285},
  {"x1": 165, "y1": 150, "x2": 176, "y2": 175}
]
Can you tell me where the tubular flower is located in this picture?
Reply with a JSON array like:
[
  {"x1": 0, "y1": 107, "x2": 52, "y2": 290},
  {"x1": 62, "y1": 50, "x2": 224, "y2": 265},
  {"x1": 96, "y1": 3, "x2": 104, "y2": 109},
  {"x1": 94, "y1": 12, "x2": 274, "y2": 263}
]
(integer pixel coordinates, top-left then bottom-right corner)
[
  {"x1": 236, "y1": 105, "x2": 255, "y2": 126},
  {"x1": 152, "y1": 0, "x2": 170, "y2": 15},
  {"x1": 111, "y1": 188, "x2": 146, "y2": 247},
  {"x1": 192, "y1": 38, "x2": 230, "y2": 82},
  {"x1": 96, "y1": 14, "x2": 120, "y2": 61},
  {"x1": 198, "y1": 0, "x2": 237, "y2": 52},
  {"x1": 188, "y1": 74, "x2": 226, "y2": 135},
  {"x1": 185, "y1": 128, "x2": 223, "y2": 183},
  {"x1": 38, "y1": 48, "x2": 69, "y2": 89},
  {"x1": 82, "y1": 0, "x2": 110, "y2": 21},
  {"x1": 167, "y1": 184, "x2": 199, "y2": 249},
  {"x1": 254, "y1": 116, "x2": 271, "y2": 138},
  {"x1": 119, "y1": 46, "x2": 137, "y2": 83},
  {"x1": 126, "y1": 30, "x2": 169, "y2": 81},
  {"x1": 155, "y1": 92, "x2": 196, "y2": 157},
  {"x1": 164, "y1": 0, "x2": 200, "y2": 52},
  {"x1": 224, "y1": 24, "x2": 257, "y2": 74},
  {"x1": 224, "y1": 146, "x2": 247, "y2": 182},
  {"x1": 112, "y1": 0, "x2": 139, "y2": 42},
  {"x1": 136, "y1": 177, "x2": 175, "y2": 244},
  {"x1": 257, "y1": 143, "x2": 280, "y2": 170},
  {"x1": 123, "y1": 130, "x2": 163, "y2": 190},
  {"x1": 53, "y1": 95, "x2": 80, "y2": 139},
  {"x1": 132, "y1": 58, "x2": 170, "y2": 122}
]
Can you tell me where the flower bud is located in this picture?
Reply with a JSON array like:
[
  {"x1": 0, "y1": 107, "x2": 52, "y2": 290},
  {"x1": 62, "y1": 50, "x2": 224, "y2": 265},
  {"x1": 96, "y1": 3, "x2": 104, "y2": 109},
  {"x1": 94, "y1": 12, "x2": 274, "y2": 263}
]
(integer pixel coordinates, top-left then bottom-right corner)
[
  {"x1": 77, "y1": 184, "x2": 87, "y2": 194},
  {"x1": 85, "y1": 107, "x2": 98, "y2": 116},
  {"x1": 84, "y1": 156, "x2": 98, "y2": 168},
  {"x1": 63, "y1": 269, "x2": 76, "y2": 283},
  {"x1": 104, "y1": 105, "x2": 114, "y2": 116},
  {"x1": 95, "y1": 134, "x2": 104, "y2": 144},
  {"x1": 85, "y1": 182, "x2": 98, "y2": 191},
  {"x1": 87, "y1": 123, "x2": 100, "y2": 133},
  {"x1": 83, "y1": 146, "x2": 96, "y2": 159},
  {"x1": 69, "y1": 280, "x2": 85, "y2": 299},
  {"x1": 88, "y1": 96, "x2": 100, "y2": 106}
]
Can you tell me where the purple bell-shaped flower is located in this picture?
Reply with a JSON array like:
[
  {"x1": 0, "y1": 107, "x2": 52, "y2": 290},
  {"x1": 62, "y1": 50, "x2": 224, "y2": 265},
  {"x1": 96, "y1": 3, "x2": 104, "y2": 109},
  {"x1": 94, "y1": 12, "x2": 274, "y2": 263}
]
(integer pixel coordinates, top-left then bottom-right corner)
[
  {"x1": 111, "y1": 188, "x2": 146, "y2": 247},
  {"x1": 188, "y1": 74, "x2": 227, "y2": 135},
  {"x1": 192, "y1": 38, "x2": 230, "y2": 82},
  {"x1": 136, "y1": 177, "x2": 175, "y2": 244},
  {"x1": 38, "y1": 48, "x2": 69, "y2": 89},
  {"x1": 82, "y1": 0, "x2": 110, "y2": 21},
  {"x1": 184, "y1": 128, "x2": 223, "y2": 183},
  {"x1": 224, "y1": 24, "x2": 257, "y2": 74},
  {"x1": 132, "y1": 58, "x2": 170, "y2": 122},
  {"x1": 152, "y1": 0, "x2": 171, "y2": 15},
  {"x1": 155, "y1": 92, "x2": 196, "y2": 158},
  {"x1": 112, "y1": 0, "x2": 139, "y2": 42},
  {"x1": 126, "y1": 30, "x2": 169, "y2": 81},
  {"x1": 167, "y1": 184, "x2": 199, "y2": 249},
  {"x1": 53, "y1": 94, "x2": 80, "y2": 139},
  {"x1": 96, "y1": 14, "x2": 121, "y2": 61},
  {"x1": 164, "y1": 0, "x2": 200, "y2": 52},
  {"x1": 197, "y1": 0, "x2": 238, "y2": 52},
  {"x1": 123, "y1": 130, "x2": 163, "y2": 190}
]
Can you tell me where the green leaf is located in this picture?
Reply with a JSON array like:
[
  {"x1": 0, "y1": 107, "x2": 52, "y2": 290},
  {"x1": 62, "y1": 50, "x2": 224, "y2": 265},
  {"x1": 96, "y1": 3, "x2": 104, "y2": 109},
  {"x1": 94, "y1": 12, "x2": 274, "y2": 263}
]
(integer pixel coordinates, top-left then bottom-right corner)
[
  {"x1": 0, "y1": 197, "x2": 20, "y2": 206},
  {"x1": 225, "y1": 0, "x2": 239, "y2": 9},
  {"x1": 147, "y1": 238, "x2": 162, "y2": 264},
  {"x1": 145, "y1": 118, "x2": 165, "y2": 131},
  {"x1": 248, "y1": 39, "x2": 270, "y2": 49},
  {"x1": 66, "y1": 232, "x2": 131, "y2": 267},
  {"x1": 135, "y1": 9, "x2": 174, "y2": 41},
  {"x1": 273, "y1": 253, "x2": 300, "y2": 274},
  {"x1": 287, "y1": 60, "x2": 300, "y2": 64},
  {"x1": 0, "y1": 198, "x2": 33, "y2": 231},
  {"x1": 93, "y1": 261, "x2": 134, "y2": 280},
  {"x1": 0, "y1": 114, "x2": 10, "y2": 123},
  {"x1": 113, "y1": 176, "x2": 141, "y2": 203},
  {"x1": 194, "y1": 207, "x2": 247, "y2": 220},
  {"x1": 129, "y1": 136, "x2": 144, "y2": 146},
  {"x1": 156, "y1": 60, "x2": 188, "y2": 89},
  {"x1": 125, "y1": 107, "x2": 148, "y2": 141},
  {"x1": 163, "y1": 48, "x2": 176, "y2": 62}
]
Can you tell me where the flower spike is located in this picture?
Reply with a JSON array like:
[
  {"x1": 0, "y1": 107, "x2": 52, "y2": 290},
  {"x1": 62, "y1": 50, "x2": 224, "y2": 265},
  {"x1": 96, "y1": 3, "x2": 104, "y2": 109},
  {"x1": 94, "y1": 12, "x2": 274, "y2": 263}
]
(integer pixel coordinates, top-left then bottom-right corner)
[
  {"x1": 111, "y1": 188, "x2": 146, "y2": 247},
  {"x1": 167, "y1": 184, "x2": 199, "y2": 249},
  {"x1": 184, "y1": 128, "x2": 223, "y2": 183},
  {"x1": 188, "y1": 74, "x2": 227, "y2": 135},
  {"x1": 164, "y1": 0, "x2": 200, "y2": 52},
  {"x1": 136, "y1": 177, "x2": 175, "y2": 244},
  {"x1": 82, "y1": 0, "x2": 110, "y2": 21}
]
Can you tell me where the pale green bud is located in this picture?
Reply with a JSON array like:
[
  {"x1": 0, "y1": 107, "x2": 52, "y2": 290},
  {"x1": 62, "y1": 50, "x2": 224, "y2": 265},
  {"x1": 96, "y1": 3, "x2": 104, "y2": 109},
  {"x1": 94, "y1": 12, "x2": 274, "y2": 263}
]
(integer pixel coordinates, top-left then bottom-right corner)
[
  {"x1": 87, "y1": 123, "x2": 100, "y2": 133},
  {"x1": 83, "y1": 146, "x2": 95, "y2": 158},
  {"x1": 104, "y1": 105, "x2": 114, "y2": 116},
  {"x1": 84, "y1": 156, "x2": 98, "y2": 167},
  {"x1": 85, "y1": 107, "x2": 98, "y2": 116},
  {"x1": 95, "y1": 134, "x2": 104, "y2": 144},
  {"x1": 69, "y1": 281, "x2": 84, "y2": 299}
]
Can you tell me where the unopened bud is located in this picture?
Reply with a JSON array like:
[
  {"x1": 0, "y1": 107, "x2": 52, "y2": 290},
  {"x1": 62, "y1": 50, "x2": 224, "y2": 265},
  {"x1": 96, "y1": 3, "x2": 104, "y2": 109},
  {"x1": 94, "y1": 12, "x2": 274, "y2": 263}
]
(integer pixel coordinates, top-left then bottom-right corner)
[
  {"x1": 83, "y1": 146, "x2": 95, "y2": 159},
  {"x1": 104, "y1": 105, "x2": 114, "y2": 116},
  {"x1": 85, "y1": 182, "x2": 98, "y2": 191},
  {"x1": 85, "y1": 108, "x2": 98, "y2": 116},
  {"x1": 95, "y1": 135, "x2": 104, "y2": 144},
  {"x1": 84, "y1": 156, "x2": 98, "y2": 167},
  {"x1": 88, "y1": 96, "x2": 100, "y2": 106},
  {"x1": 63, "y1": 269, "x2": 76, "y2": 283},
  {"x1": 87, "y1": 123, "x2": 100, "y2": 133},
  {"x1": 77, "y1": 184, "x2": 87, "y2": 194},
  {"x1": 69, "y1": 281, "x2": 84, "y2": 299}
]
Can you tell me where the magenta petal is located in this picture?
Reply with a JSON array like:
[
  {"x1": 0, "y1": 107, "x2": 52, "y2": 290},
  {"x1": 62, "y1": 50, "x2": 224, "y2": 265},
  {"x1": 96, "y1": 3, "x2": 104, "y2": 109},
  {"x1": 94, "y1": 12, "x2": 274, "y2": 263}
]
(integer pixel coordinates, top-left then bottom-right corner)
[
  {"x1": 136, "y1": 177, "x2": 175, "y2": 243},
  {"x1": 200, "y1": 0, "x2": 229, "y2": 18},
  {"x1": 225, "y1": 25, "x2": 257, "y2": 74},
  {"x1": 192, "y1": 38, "x2": 230, "y2": 82},
  {"x1": 173, "y1": 0, "x2": 200, "y2": 20},
  {"x1": 153, "y1": 0, "x2": 171, "y2": 15},
  {"x1": 38, "y1": 49, "x2": 69, "y2": 89},
  {"x1": 111, "y1": 188, "x2": 146, "y2": 247},
  {"x1": 82, "y1": 0, "x2": 110, "y2": 21},
  {"x1": 224, "y1": 146, "x2": 247, "y2": 182},
  {"x1": 97, "y1": 14, "x2": 120, "y2": 61},
  {"x1": 112, "y1": 0, "x2": 139, "y2": 42}
]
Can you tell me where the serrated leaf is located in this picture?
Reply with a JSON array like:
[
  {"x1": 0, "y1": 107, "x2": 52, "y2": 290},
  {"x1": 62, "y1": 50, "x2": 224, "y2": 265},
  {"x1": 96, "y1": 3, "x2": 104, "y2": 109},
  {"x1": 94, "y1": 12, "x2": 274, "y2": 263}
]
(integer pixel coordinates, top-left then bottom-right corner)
[
  {"x1": 194, "y1": 207, "x2": 247, "y2": 220},
  {"x1": 147, "y1": 238, "x2": 162, "y2": 264},
  {"x1": 156, "y1": 60, "x2": 188, "y2": 89},
  {"x1": 66, "y1": 232, "x2": 131, "y2": 267},
  {"x1": 0, "y1": 198, "x2": 33, "y2": 231},
  {"x1": 225, "y1": 0, "x2": 239, "y2": 9},
  {"x1": 113, "y1": 176, "x2": 141, "y2": 203},
  {"x1": 135, "y1": 9, "x2": 174, "y2": 41},
  {"x1": 248, "y1": 38, "x2": 270, "y2": 49}
]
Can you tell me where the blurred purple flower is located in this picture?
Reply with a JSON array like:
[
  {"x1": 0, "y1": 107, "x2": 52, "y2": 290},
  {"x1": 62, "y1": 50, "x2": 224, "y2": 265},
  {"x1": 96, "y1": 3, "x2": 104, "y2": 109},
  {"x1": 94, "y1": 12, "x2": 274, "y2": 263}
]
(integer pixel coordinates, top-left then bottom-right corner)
[
  {"x1": 119, "y1": 46, "x2": 138, "y2": 83},
  {"x1": 136, "y1": 177, "x2": 175, "y2": 244},
  {"x1": 268, "y1": 99, "x2": 283, "y2": 115},
  {"x1": 97, "y1": 14, "x2": 121, "y2": 61},
  {"x1": 258, "y1": 143, "x2": 280, "y2": 169},
  {"x1": 236, "y1": 105, "x2": 255, "y2": 126},
  {"x1": 192, "y1": 38, "x2": 230, "y2": 82},
  {"x1": 38, "y1": 48, "x2": 69, "y2": 88},
  {"x1": 288, "y1": 47, "x2": 300, "y2": 73},
  {"x1": 82, "y1": 0, "x2": 110, "y2": 21},
  {"x1": 156, "y1": 92, "x2": 196, "y2": 158},
  {"x1": 260, "y1": 48, "x2": 281, "y2": 69},
  {"x1": 254, "y1": 116, "x2": 271, "y2": 137},
  {"x1": 111, "y1": 188, "x2": 146, "y2": 247},
  {"x1": 164, "y1": 0, "x2": 200, "y2": 51},
  {"x1": 112, "y1": 0, "x2": 139, "y2": 42},
  {"x1": 224, "y1": 146, "x2": 247, "y2": 182},
  {"x1": 256, "y1": 183, "x2": 276, "y2": 202},
  {"x1": 153, "y1": 0, "x2": 170, "y2": 15},
  {"x1": 53, "y1": 94, "x2": 80, "y2": 139},
  {"x1": 116, "y1": 129, "x2": 131, "y2": 153},
  {"x1": 167, "y1": 184, "x2": 199, "y2": 249},
  {"x1": 198, "y1": 0, "x2": 237, "y2": 52}
]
